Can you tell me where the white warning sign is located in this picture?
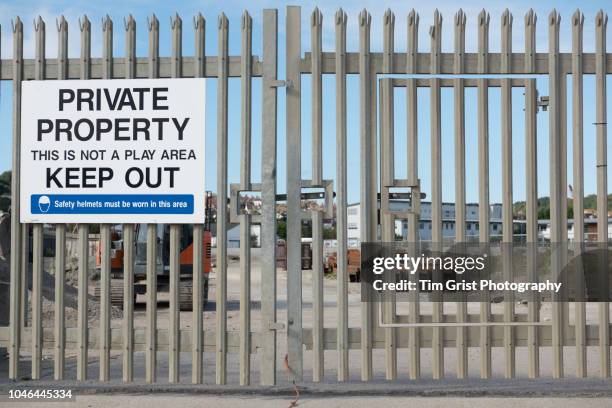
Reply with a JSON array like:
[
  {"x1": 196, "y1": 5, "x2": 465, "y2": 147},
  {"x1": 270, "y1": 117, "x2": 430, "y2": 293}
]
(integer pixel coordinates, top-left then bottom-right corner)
[{"x1": 20, "y1": 78, "x2": 206, "y2": 223}]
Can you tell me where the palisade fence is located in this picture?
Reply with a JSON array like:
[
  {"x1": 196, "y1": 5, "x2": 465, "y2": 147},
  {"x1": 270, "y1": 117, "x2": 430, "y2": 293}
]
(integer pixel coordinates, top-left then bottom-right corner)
[{"x1": 0, "y1": 5, "x2": 611, "y2": 386}]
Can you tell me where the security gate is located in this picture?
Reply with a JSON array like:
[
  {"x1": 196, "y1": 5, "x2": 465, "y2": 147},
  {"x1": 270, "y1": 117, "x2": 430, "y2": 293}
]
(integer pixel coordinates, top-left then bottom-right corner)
[{"x1": 1, "y1": 5, "x2": 611, "y2": 386}]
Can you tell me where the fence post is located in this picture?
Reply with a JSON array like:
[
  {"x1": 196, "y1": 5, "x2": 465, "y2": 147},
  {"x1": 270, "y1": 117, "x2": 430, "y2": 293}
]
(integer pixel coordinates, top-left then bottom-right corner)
[
  {"x1": 122, "y1": 14, "x2": 136, "y2": 384},
  {"x1": 429, "y1": 9, "x2": 444, "y2": 380},
  {"x1": 168, "y1": 13, "x2": 183, "y2": 384},
  {"x1": 215, "y1": 12, "x2": 229, "y2": 386},
  {"x1": 548, "y1": 9, "x2": 564, "y2": 379},
  {"x1": 99, "y1": 15, "x2": 113, "y2": 382},
  {"x1": 525, "y1": 8, "x2": 540, "y2": 380},
  {"x1": 31, "y1": 16, "x2": 45, "y2": 381},
  {"x1": 595, "y1": 9, "x2": 609, "y2": 379},
  {"x1": 286, "y1": 5, "x2": 303, "y2": 383},
  {"x1": 406, "y1": 9, "x2": 420, "y2": 381},
  {"x1": 571, "y1": 9, "x2": 586, "y2": 379},
  {"x1": 501, "y1": 8, "x2": 516, "y2": 379},
  {"x1": 310, "y1": 7, "x2": 324, "y2": 383},
  {"x1": 54, "y1": 15, "x2": 68, "y2": 381},
  {"x1": 260, "y1": 8, "x2": 278, "y2": 386},
  {"x1": 453, "y1": 8, "x2": 467, "y2": 380},
  {"x1": 145, "y1": 13, "x2": 159, "y2": 384},
  {"x1": 76, "y1": 15, "x2": 91, "y2": 382},
  {"x1": 8, "y1": 16, "x2": 23, "y2": 382},
  {"x1": 239, "y1": 10, "x2": 253, "y2": 386},
  {"x1": 335, "y1": 7, "x2": 349, "y2": 382},
  {"x1": 192, "y1": 11, "x2": 206, "y2": 386},
  {"x1": 477, "y1": 9, "x2": 492, "y2": 379},
  {"x1": 358, "y1": 8, "x2": 373, "y2": 382}
]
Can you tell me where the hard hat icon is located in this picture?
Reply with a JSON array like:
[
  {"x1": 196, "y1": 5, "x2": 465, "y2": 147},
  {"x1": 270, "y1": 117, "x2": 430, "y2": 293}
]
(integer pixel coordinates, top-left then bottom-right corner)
[{"x1": 38, "y1": 195, "x2": 51, "y2": 213}]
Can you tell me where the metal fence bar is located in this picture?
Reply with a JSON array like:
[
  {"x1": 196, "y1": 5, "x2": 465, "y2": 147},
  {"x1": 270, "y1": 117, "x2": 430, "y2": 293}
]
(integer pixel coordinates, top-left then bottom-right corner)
[
  {"x1": 239, "y1": 10, "x2": 253, "y2": 386},
  {"x1": 8, "y1": 16, "x2": 23, "y2": 380},
  {"x1": 20, "y1": 223, "x2": 28, "y2": 345},
  {"x1": 31, "y1": 16, "x2": 46, "y2": 381},
  {"x1": 122, "y1": 15, "x2": 136, "y2": 383},
  {"x1": 477, "y1": 9, "x2": 491, "y2": 379},
  {"x1": 98, "y1": 15, "x2": 113, "y2": 383},
  {"x1": 168, "y1": 14, "x2": 182, "y2": 384},
  {"x1": 379, "y1": 79, "x2": 396, "y2": 380},
  {"x1": 548, "y1": 9, "x2": 564, "y2": 379},
  {"x1": 76, "y1": 15, "x2": 91, "y2": 382},
  {"x1": 453, "y1": 9, "x2": 467, "y2": 380},
  {"x1": 335, "y1": 8, "x2": 349, "y2": 383},
  {"x1": 524, "y1": 9, "x2": 540, "y2": 380},
  {"x1": 358, "y1": 9, "x2": 373, "y2": 382},
  {"x1": 216, "y1": 12, "x2": 229, "y2": 385},
  {"x1": 145, "y1": 13, "x2": 159, "y2": 385},
  {"x1": 429, "y1": 10, "x2": 444, "y2": 380},
  {"x1": 7, "y1": 52, "x2": 612, "y2": 80},
  {"x1": 595, "y1": 9, "x2": 610, "y2": 379},
  {"x1": 286, "y1": 5, "x2": 303, "y2": 382},
  {"x1": 406, "y1": 10, "x2": 420, "y2": 381},
  {"x1": 501, "y1": 9, "x2": 515, "y2": 379},
  {"x1": 260, "y1": 8, "x2": 278, "y2": 386},
  {"x1": 571, "y1": 9, "x2": 587, "y2": 379},
  {"x1": 382, "y1": 9, "x2": 397, "y2": 381},
  {"x1": 192, "y1": 11, "x2": 206, "y2": 386},
  {"x1": 310, "y1": 7, "x2": 324, "y2": 383},
  {"x1": 560, "y1": 50, "x2": 570, "y2": 376},
  {"x1": 53, "y1": 15, "x2": 68, "y2": 381}
]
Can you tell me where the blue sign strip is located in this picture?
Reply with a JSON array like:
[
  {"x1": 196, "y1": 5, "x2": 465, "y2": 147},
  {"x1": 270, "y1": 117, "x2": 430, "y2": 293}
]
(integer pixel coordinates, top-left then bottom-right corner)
[{"x1": 31, "y1": 194, "x2": 194, "y2": 215}]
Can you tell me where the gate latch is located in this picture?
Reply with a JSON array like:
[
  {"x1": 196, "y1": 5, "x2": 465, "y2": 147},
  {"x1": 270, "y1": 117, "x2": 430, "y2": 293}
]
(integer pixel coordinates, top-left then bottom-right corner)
[
  {"x1": 268, "y1": 321, "x2": 286, "y2": 330},
  {"x1": 269, "y1": 79, "x2": 293, "y2": 88}
]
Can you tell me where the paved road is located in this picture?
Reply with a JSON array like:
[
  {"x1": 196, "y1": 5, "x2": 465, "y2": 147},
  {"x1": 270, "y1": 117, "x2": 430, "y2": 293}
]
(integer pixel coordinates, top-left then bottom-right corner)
[{"x1": 4, "y1": 395, "x2": 609, "y2": 408}]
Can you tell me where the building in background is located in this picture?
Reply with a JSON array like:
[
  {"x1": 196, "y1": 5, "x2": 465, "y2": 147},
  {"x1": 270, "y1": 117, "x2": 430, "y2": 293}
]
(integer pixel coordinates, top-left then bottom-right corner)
[{"x1": 347, "y1": 201, "x2": 503, "y2": 246}]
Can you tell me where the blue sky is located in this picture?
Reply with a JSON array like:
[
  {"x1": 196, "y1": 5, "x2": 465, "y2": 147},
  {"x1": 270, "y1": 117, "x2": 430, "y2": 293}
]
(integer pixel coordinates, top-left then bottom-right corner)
[{"x1": 0, "y1": 0, "x2": 611, "y2": 205}]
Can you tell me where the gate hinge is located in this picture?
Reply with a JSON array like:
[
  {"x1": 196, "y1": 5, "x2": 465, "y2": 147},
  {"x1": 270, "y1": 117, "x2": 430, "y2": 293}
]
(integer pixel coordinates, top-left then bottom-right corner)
[
  {"x1": 538, "y1": 95, "x2": 549, "y2": 111},
  {"x1": 268, "y1": 321, "x2": 286, "y2": 330},
  {"x1": 269, "y1": 79, "x2": 293, "y2": 88}
]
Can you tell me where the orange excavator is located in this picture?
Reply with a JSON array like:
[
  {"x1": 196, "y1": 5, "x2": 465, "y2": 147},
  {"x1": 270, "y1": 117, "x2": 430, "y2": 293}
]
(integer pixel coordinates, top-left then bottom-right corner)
[{"x1": 95, "y1": 192, "x2": 213, "y2": 310}]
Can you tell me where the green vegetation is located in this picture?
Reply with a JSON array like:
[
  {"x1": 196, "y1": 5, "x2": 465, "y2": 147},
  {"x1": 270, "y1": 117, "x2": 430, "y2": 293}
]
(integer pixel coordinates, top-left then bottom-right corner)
[{"x1": 513, "y1": 194, "x2": 612, "y2": 220}]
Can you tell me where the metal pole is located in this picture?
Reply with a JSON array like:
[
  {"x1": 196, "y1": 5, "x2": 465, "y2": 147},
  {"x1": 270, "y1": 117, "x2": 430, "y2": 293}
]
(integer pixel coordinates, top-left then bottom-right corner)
[
  {"x1": 239, "y1": 10, "x2": 253, "y2": 386},
  {"x1": 477, "y1": 9, "x2": 491, "y2": 379},
  {"x1": 168, "y1": 13, "x2": 183, "y2": 384},
  {"x1": 260, "y1": 8, "x2": 278, "y2": 386},
  {"x1": 358, "y1": 9, "x2": 373, "y2": 382},
  {"x1": 54, "y1": 15, "x2": 68, "y2": 381},
  {"x1": 145, "y1": 13, "x2": 159, "y2": 384},
  {"x1": 31, "y1": 16, "x2": 45, "y2": 381},
  {"x1": 192, "y1": 11, "x2": 205, "y2": 385},
  {"x1": 8, "y1": 16, "x2": 22, "y2": 381},
  {"x1": 571, "y1": 9, "x2": 586, "y2": 378},
  {"x1": 595, "y1": 9, "x2": 609, "y2": 379},
  {"x1": 215, "y1": 12, "x2": 229, "y2": 385},
  {"x1": 286, "y1": 5, "x2": 303, "y2": 382},
  {"x1": 99, "y1": 15, "x2": 113, "y2": 382},
  {"x1": 334, "y1": 7, "x2": 349, "y2": 382},
  {"x1": 76, "y1": 15, "x2": 91, "y2": 382},
  {"x1": 501, "y1": 9, "x2": 515, "y2": 379},
  {"x1": 122, "y1": 15, "x2": 136, "y2": 383},
  {"x1": 525, "y1": 8, "x2": 540, "y2": 380},
  {"x1": 406, "y1": 9, "x2": 420, "y2": 381},
  {"x1": 429, "y1": 9, "x2": 444, "y2": 380},
  {"x1": 548, "y1": 9, "x2": 564, "y2": 379},
  {"x1": 310, "y1": 7, "x2": 324, "y2": 383},
  {"x1": 453, "y1": 9, "x2": 467, "y2": 379}
]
